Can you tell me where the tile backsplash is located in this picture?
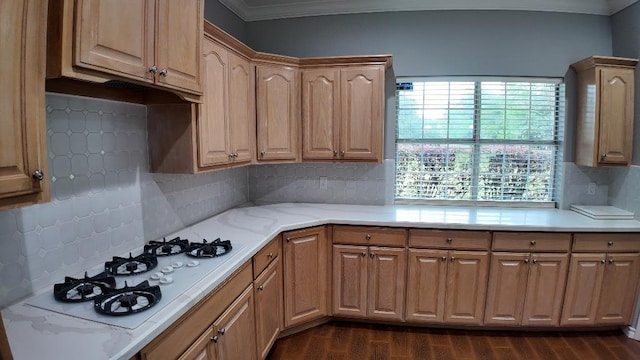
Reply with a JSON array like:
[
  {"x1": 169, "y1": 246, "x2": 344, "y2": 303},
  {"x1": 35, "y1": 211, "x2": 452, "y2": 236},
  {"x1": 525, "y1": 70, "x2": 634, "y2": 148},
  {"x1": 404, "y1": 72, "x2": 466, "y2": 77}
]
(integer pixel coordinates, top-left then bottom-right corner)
[{"x1": 0, "y1": 94, "x2": 249, "y2": 308}]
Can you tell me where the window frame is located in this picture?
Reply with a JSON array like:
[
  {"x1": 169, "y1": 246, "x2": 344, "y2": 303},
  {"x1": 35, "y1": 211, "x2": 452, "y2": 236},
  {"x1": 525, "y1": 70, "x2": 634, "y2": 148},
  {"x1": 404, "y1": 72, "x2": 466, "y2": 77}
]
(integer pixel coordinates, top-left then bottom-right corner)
[{"x1": 394, "y1": 77, "x2": 564, "y2": 207}]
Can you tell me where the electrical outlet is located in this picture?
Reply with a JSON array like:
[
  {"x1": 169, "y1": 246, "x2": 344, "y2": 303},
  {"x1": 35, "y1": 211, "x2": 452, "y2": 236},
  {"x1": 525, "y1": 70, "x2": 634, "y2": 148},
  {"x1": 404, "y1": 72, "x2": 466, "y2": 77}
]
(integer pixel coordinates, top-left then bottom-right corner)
[
  {"x1": 587, "y1": 182, "x2": 597, "y2": 195},
  {"x1": 319, "y1": 176, "x2": 328, "y2": 190}
]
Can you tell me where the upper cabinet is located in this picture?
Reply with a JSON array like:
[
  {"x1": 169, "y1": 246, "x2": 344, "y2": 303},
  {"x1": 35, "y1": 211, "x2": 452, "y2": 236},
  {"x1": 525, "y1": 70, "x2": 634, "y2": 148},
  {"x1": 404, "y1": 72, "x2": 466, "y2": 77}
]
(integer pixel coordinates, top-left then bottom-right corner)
[
  {"x1": 0, "y1": 0, "x2": 50, "y2": 210},
  {"x1": 48, "y1": 0, "x2": 203, "y2": 99},
  {"x1": 302, "y1": 64, "x2": 386, "y2": 162},
  {"x1": 572, "y1": 56, "x2": 638, "y2": 167},
  {"x1": 256, "y1": 64, "x2": 301, "y2": 162}
]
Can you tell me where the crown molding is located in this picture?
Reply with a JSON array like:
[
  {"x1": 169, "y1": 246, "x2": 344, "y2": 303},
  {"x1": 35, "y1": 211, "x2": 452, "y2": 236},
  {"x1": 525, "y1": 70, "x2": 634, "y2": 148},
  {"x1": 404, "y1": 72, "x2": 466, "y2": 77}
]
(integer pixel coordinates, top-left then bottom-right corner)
[{"x1": 218, "y1": 0, "x2": 637, "y2": 21}]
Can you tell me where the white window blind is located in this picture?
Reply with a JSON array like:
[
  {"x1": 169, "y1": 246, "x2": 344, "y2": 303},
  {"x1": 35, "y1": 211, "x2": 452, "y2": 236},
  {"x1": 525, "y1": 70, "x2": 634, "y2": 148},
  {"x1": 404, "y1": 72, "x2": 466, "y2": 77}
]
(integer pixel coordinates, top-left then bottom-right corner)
[{"x1": 395, "y1": 78, "x2": 564, "y2": 205}]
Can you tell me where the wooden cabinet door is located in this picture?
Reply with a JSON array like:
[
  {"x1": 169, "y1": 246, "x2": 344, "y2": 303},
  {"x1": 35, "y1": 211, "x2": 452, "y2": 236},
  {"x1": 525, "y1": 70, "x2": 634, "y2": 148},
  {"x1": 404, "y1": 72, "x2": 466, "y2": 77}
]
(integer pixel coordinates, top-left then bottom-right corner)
[
  {"x1": 213, "y1": 285, "x2": 257, "y2": 360},
  {"x1": 155, "y1": 0, "x2": 203, "y2": 93},
  {"x1": 283, "y1": 227, "x2": 328, "y2": 328},
  {"x1": 302, "y1": 69, "x2": 341, "y2": 160},
  {"x1": 178, "y1": 326, "x2": 216, "y2": 360},
  {"x1": 445, "y1": 251, "x2": 489, "y2": 325},
  {"x1": 75, "y1": 0, "x2": 155, "y2": 82},
  {"x1": 256, "y1": 65, "x2": 300, "y2": 161},
  {"x1": 405, "y1": 249, "x2": 448, "y2": 323},
  {"x1": 596, "y1": 253, "x2": 640, "y2": 325},
  {"x1": 561, "y1": 253, "x2": 606, "y2": 326},
  {"x1": 228, "y1": 53, "x2": 255, "y2": 164},
  {"x1": 597, "y1": 67, "x2": 634, "y2": 165},
  {"x1": 522, "y1": 253, "x2": 568, "y2": 326},
  {"x1": 199, "y1": 39, "x2": 230, "y2": 167},
  {"x1": 340, "y1": 66, "x2": 384, "y2": 161},
  {"x1": 368, "y1": 247, "x2": 406, "y2": 321},
  {"x1": 484, "y1": 253, "x2": 529, "y2": 325},
  {"x1": 254, "y1": 258, "x2": 282, "y2": 360},
  {"x1": 0, "y1": 0, "x2": 49, "y2": 209},
  {"x1": 333, "y1": 245, "x2": 367, "y2": 318}
]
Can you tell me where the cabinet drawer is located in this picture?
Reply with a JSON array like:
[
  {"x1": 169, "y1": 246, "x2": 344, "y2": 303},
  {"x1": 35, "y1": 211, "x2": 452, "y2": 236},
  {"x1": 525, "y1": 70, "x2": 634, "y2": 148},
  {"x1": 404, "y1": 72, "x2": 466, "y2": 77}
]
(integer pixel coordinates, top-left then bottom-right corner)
[
  {"x1": 333, "y1": 226, "x2": 407, "y2": 247},
  {"x1": 573, "y1": 233, "x2": 640, "y2": 252},
  {"x1": 493, "y1": 232, "x2": 571, "y2": 252},
  {"x1": 409, "y1": 229, "x2": 491, "y2": 250},
  {"x1": 253, "y1": 235, "x2": 281, "y2": 279}
]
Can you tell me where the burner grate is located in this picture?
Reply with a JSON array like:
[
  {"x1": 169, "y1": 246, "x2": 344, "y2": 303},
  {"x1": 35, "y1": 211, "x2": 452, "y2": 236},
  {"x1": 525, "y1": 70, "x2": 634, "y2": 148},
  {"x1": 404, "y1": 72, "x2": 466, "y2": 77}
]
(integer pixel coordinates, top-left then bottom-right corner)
[
  {"x1": 144, "y1": 236, "x2": 189, "y2": 257},
  {"x1": 53, "y1": 271, "x2": 116, "y2": 303},
  {"x1": 186, "y1": 238, "x2": 233, "y2": 258},
  {"x1": 94, "y1": 281, "x2": 161, "y2": 316},
  {"x1": 105, "y1": 253, "x2": 158, "y2": 276}
]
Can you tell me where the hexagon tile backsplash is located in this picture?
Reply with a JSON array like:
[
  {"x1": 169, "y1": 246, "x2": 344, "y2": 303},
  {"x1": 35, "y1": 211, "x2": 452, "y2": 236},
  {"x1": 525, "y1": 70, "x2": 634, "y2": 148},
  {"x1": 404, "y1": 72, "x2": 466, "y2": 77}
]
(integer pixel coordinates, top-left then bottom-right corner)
[{"x1": 0, "y1": 93, "x2": 249, "y2": 308}]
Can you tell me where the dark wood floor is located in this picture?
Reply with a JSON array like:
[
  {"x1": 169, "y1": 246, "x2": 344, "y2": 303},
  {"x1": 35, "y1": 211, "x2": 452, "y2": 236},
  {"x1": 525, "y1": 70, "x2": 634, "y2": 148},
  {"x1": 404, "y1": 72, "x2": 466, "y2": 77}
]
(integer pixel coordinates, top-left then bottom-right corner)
[{"x1": 267, "y1": 322, "x2": 640, "y2": 360}]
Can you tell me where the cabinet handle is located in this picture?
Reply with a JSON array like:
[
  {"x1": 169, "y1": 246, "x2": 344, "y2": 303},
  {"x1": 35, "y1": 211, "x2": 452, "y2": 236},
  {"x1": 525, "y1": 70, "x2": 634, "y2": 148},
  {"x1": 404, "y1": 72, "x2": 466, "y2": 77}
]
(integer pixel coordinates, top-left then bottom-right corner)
[
  {"x1": 340, "y1": 150, "x2": 345, "y2": 157},
  {"x1": 267, "y1": 252, "x2": 273, "y2": 259},
  {"x1": 361, "y1": 252, "x2": 366, "y2": 257},
  {"x1": 366, "y1": 234, "x2": 371, "y2": 241},
  {"x1": 450, "y1": 257, "x2": 456, "y2": 262},
  {"x1": 218, "y1": 328, "x2": 226, "y2": 335},
  {"x1": 446, "y1": 238, "x2": 453, "y2": 244},
  {"x1": 607, "y1": 241, "x2": 614, "y2": 246},
  {"x1": 601, "y1": 259, "x2": 606, "y2": 264},
  {"x1": 530, "y1": 240, "x2": 536, "y2": 246},
  {"x1": 532, "y1": 259, "x2": 538, "y2": 264},
  {"x1": 258, "y1": 285, "x2": 264, "y2": 291},
  {"x1": 211, "y1": 336, "x2": 218, "y2": 343},
  {"x1": 524, "y1": 258, "x2": 529, "y2": 264},
  {"x1": 442, "y1": 256, "x2": 447, "y2": 261},
  {"x1": 159, "y1": 69, "x2": 168, "y2": 77},
  {"x1": 32, "y1": 170, "x2": 44, "y2": 181},
  {"x1": 148, "y1": 66, "x2": 158, "y2": 74},
  {"x1": 609, "y1": 258, "x2": 615, "y2": 264}
]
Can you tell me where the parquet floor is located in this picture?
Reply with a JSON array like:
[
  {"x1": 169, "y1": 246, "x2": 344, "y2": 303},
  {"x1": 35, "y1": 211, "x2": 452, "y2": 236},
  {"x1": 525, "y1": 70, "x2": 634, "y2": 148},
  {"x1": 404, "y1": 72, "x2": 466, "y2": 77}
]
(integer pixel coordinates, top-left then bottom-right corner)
[{"x1": 267, "y1": 322, "x2": 640, "y2": 360}]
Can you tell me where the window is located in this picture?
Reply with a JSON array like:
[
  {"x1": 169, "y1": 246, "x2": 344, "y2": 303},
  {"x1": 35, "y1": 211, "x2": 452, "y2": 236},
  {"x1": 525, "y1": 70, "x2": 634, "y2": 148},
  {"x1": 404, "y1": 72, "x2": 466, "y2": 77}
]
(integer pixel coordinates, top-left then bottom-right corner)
[{"x1": 395, "y1": 78, "x2": 564, "y2": 205}]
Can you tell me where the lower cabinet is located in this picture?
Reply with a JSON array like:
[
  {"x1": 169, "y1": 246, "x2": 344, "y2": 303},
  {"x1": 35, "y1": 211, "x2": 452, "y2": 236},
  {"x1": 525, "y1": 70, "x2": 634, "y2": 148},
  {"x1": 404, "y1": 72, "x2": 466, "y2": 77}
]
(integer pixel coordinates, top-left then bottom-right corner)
[
  {"x1": 406, "y1": 249, "x2": 489, "y2": 325},
  {"x1": 282, "y1": 226, "x2": 329, "y2": 328},
  {"x1": 179, "y1": 284, "x2": 256, "y2": 360},
  {"x1": 254, "y1": 257, "x2": 282, "y2": 360},
  {"x1": 332, "y1": 245, "x2": 406, "y2": 321},
  {"x1": 484, "y1": 253, "x2": 568, "y2": 326},
  {"x1": 561, "y1": 252, "x2": 640, "y2": 326}
]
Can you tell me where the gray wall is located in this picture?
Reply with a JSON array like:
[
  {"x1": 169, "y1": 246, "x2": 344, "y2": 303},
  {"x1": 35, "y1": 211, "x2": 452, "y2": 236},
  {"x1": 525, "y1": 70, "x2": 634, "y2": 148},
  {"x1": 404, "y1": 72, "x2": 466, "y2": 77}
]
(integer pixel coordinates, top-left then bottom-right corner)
[
  {"x1": 246, "y1": 10, "x2": 612, "y2": 77},
  {"x1": 204, "y1": 0, "x2": 247, "y2": 42}
]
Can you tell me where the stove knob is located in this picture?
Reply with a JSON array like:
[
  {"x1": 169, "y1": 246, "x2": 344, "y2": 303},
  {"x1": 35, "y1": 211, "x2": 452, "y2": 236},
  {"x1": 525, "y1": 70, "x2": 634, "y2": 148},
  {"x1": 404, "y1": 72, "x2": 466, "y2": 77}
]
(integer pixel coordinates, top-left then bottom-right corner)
[
  {"x1": 187, "y1": 260, "x2": 200, "y2": 267},
  {"x1": 172, "y1": 261, "x2": 184, "y2": 269},
  {"x1": 161, "y1": 266, "x2": 174, "y2": 274},
  {"x1": 160, "y1": 276, "x2": 173, "y2": 285},
  {"x1": 150, "y1": 272, "x2": 164, "y2": 280}
]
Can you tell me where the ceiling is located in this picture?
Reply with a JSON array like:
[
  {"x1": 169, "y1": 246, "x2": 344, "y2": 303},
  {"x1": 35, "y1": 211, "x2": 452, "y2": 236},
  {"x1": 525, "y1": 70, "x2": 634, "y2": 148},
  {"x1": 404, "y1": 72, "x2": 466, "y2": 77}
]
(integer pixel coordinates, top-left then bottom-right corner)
[{"x1": 218, "y1": 0, "x2": 638, "y2": 21}]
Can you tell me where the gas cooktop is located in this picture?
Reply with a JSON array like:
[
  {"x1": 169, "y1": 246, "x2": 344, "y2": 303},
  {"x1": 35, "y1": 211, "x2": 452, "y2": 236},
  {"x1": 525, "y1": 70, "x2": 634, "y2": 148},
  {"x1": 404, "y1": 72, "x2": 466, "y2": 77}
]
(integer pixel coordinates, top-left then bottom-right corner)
[{"x1": 26, "y1": 234, "x2": 245, "y2": 329}]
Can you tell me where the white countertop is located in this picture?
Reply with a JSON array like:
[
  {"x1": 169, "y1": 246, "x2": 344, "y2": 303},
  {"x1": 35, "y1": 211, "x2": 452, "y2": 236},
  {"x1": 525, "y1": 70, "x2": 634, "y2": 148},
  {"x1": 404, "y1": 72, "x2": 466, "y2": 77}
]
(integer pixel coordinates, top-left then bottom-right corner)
[{"x1": 4, "y1": 203, "x2": 640, "y2": 360}]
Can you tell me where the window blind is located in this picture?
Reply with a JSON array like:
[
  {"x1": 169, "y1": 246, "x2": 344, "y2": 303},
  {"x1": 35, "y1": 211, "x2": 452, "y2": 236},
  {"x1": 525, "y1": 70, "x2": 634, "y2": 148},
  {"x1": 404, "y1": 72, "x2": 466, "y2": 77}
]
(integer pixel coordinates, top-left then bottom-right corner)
[{"x1": 396, "y1": 79, "x2": 564, "y2": 204}]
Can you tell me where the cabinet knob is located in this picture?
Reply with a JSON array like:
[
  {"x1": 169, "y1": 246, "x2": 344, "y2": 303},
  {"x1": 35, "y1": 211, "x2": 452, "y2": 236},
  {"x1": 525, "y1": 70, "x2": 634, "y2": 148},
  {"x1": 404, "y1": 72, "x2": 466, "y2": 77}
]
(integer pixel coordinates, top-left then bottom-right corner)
[
  {"x1": 32, "y1": 170, "x2": 44, "y2": 181},
  {"x1": 333, "y1": 150, "x2": 338, "y2": 157},
  {"x1": 267, "y1": 252, "x2": 273, "y2": 259},
  {"x1": 601, "y1": 153, "x2": 607, "y2": 159},
  {"x1": 286, "y1": 237, "x2": 291, "y2": 242},
  {"x1": 361, "y1": 252, "x2": 366, "y2": 257},
  {"x1": 365, "y1": 234, "x2": 371, "y2": 240},
  {"x1": 446, "y1": 238, "x2": 453, "y2": 244},
  {"x1": 218, "y1": 328, "x2": 226, "y2": 335},
  {"x1": 228, "y1": 153, "x2": 234, "y2": 159},
  {"x1": 211, "y1": 336, "x2": 218, "y2": 343},
  {"x1": 340, "y1": 150, "x2": 345, "y2": 157},
  {"x1": 148, "y1": 66, "x2": 158, "y2": 74},
  {"x1": 450, "y1": 257, "x2": 456, "y2": 262},
  {"x1": 442, "y1": 256, "x2": 447, "y2": 261},
  {"x1": 524, "y1": 258, "x2": 529, "y2": 264},
  {"x1": 607, "y1": 241, "x2": 614, "y2": 246},
  {"x1": 530, "y1": 240, "x2": 536, "y2": 246},
  {"x1": 258, "y1": 285, "x2": 264, "y2": 291},
  {"x1": 370, "y1": 252, "x2": 375, "y2": 258},
  {"x1": 609, "y1": 258, "x2": 615, "y2": 264},
  {"x1": 532, "y1": 259, "x2": 538, "y2": 264},
  {"x1": 260, "y1": 150, "x2": 266, "y2": 158},
  {"x1": 159, "y1": 69, "x2": 168, "y2": 77},
  {"x1": 601, "y1": 259, "x2": 606, "y2": 264}
]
